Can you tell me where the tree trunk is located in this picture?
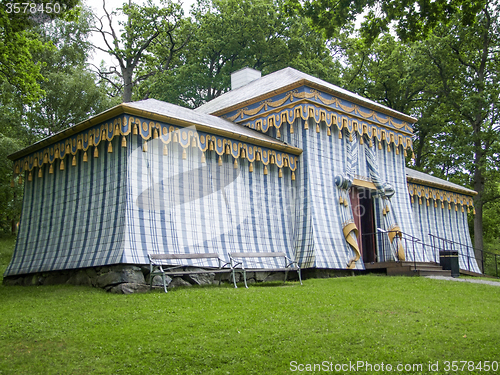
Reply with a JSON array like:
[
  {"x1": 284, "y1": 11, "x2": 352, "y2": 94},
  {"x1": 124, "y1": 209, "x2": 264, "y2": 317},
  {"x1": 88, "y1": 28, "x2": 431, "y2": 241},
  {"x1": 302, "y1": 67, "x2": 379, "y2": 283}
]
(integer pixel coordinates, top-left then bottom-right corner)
[
  {"x1": 473, "y1": 137, "x2": 484, "y2": 272},
  {"x1": 122, "y1": 66, "x2": 133, "y2": 103}
]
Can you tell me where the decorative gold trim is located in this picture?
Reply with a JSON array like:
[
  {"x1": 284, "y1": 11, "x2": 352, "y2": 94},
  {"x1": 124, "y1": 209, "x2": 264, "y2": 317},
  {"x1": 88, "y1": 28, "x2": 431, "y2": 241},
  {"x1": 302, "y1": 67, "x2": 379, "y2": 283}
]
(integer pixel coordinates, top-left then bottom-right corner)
[{"x1": 407, "y1": 182, "x2": 475, "y2": 210}]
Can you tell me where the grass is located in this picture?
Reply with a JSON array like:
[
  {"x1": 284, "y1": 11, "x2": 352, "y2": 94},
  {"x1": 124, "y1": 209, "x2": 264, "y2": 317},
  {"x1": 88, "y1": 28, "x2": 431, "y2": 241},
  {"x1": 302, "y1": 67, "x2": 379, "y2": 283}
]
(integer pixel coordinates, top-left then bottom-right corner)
[{"x1": 1, "y1": 238, "x2": 500, "y2": 374}]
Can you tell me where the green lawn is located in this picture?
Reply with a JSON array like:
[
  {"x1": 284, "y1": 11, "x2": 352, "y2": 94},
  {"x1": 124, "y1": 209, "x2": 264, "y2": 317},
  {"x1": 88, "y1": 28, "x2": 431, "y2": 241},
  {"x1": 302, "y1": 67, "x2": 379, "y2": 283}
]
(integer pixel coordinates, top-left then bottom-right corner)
[{"x1": 1, "y1": 237, "x2": 499, "y2": 374}]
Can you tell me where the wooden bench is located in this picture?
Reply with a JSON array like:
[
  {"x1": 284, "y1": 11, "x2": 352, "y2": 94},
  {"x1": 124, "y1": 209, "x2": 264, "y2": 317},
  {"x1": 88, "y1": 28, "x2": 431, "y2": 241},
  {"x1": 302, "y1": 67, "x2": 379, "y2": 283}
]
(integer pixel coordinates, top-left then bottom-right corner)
[
  {"x1": 148, "y1": 253, "x2": 232, "y2": 293},
  {"x1": 229, "y1": 252, "x2": 302, "y2": 288}
]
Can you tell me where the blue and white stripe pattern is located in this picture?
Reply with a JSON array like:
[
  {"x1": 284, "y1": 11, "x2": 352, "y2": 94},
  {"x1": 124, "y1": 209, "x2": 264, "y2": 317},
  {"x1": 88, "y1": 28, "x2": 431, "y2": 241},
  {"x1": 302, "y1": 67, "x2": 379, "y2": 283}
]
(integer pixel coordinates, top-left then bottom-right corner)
[
  {"x1": 5, "y1": 138, "x2": 127, "y2": 276},
  {"x1": 122, "y1": 133, "x2": 296, "y2": 269},
  {"x1": 410, "y1": 199, "x2": 481, "y2": 272}
]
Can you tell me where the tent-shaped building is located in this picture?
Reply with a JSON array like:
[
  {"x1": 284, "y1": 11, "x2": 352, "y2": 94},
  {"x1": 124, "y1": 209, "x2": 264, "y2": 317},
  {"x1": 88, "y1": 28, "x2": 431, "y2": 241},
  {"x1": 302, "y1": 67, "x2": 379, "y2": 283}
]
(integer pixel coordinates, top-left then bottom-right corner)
[{"x1": 4, "y1": 67, "x2": 481, "y2": 289}]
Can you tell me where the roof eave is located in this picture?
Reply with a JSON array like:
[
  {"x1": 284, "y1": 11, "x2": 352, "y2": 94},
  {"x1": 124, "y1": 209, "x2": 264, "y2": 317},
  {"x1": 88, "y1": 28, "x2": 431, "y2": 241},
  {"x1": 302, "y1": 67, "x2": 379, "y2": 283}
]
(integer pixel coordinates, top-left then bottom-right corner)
[
  {"x1": 206, "y1": 79, "x2": 418, "y2": 124},
  {"x1": 406, "y1": 175, "x2": 477, "y2": 196},
  {"x1": 8, "y1": 103, "x2": 302, "y2": 162}
]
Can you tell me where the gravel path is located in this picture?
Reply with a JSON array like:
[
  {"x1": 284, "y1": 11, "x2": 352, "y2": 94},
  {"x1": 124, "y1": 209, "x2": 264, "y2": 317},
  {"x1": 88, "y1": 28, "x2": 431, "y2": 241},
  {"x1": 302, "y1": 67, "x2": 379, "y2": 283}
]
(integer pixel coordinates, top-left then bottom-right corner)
[{"x1": 426, "y1": 276, "x2": 500, "y2": 287}]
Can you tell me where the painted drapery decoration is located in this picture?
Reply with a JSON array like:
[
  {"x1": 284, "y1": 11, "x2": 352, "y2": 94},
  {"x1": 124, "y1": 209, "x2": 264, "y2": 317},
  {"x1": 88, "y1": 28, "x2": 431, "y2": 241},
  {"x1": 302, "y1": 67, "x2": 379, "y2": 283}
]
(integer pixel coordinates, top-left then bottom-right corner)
[
  {"x1": 364, "y1": 135, "x2": 405, "y2": 261},
  {"x1": 335, "y1": 130, "x2": 361, "y2": 269},
  {"x1": 10, "y1": 114, "x2": 299, "y2": 186}
]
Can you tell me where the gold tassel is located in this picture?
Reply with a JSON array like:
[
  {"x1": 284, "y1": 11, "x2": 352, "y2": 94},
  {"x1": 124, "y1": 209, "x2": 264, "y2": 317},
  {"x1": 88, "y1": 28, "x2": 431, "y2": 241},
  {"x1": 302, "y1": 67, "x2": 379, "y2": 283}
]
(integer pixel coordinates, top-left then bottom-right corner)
[
  {"x1": 122, "y1": 136, "x2": 127, "y2": 148},
  {"x1": 418, "y1": 197, "x2": 422, "y2": 205},
  {"x1": 225, "y1": 144, "x2": 231, "y2": 155},
  {"x1": 304, "y1": 121, "x2": 309, "y2": 130},
  {"x1": 316, "y1": 123, "x2": 320, "y2": 133},
  {"x1": 72, "y1": 156, "x2": 76, "y2": 166},
  {"x1": 218, "y1": 156, "x2": 222, "y2": 166},
  {"x1": 18, "y1": 176, "x2": 22, "y2": 184},
  {"x1": 191, "y1": 138, "x2": 197, "y2": 147},
  {"x1": 233, "y1": 158, "x2": 238, "y2": 168},
  {"x1": 411, "y1": 195, "x2": 414, "y2": 204},
  {"x1": 38, "y1": 168, "x2": 42, "y2": 178},
  {"x1": 378, "y1": 141, "x2": 382, "y2": 150},
  {"x1": 108, "y1": 142, "x2": 113, "y2": 153},
  {"x1": 209, "y1": 141, "x2": 214, "y2": 151},
  {"x1": 426, "y1": 199, "x2": 429, "y2": 206},
  {"x1": 264, "y1": 165, "x2": 268, "y2": 175},
  {"x1": 327, "y1": 127, "x2": 331, "y2": 136},
  {"x1": 43, "y1": 154, "x2": 48, "y2": 164},
  {"x1": 290, "y1": 124, "x2": 294, "y2": 134},
  {"x1": 153, "y1": 129, "x2": 158, "y2": 139},
  {"x1": 360, "y1": 136, "x2": 364, "y2": 145},
  {"x1": 270, "y1": 155, "x2": 275, "y2": 165},
  {"x1": 10, "y1": 179, "x2": 14, "y2": 187},
  {"x1": 49, "y1": 164, "x2": 54, "y2": 174},
  {"x1": 133, "y1": 124, "x2": 138, "y2": 135},
  {"x1": 403, "y1": 148, "x2": 407, "y2": 157},
  {"x1": 142, "y1": 142, "x2": 148, "y2": 153},
  {"x1": 94, "y1": 147, "x2": 99, "y2": 158},
  {"x1": 256, "y1": 152, "x2": 261, "y2": 162},
  {"x1": 369, "y1": 138, "x2": 373, "y2": 147},
  {"x1": 256, "y1": 122, "x2": 261, "y2": 131},
  {"x1": 339, "y1": 195, "x2": 344, "y2": 205},
  {"x1": 201, "y1": 152, "x2": 206, "y2": 163},
  {"x1": 28, "y1": 172, "x2": 32, "y2": 182},
  {"x1": 434, "y1": 201, "x2": 437, "y2": 208},
  {"x1": 441, "y1": 202, "x2": 445, "y2": 209},
  {"x1": 455, "y1": 204, "x2": 458, "y2": 211},
  {"x1": 182, "y1": 148, "x2": 187, "y2": 159},
  {"x1": 284, "y1": 158, "x2": 289, "y2": 168},
  {"x1": 66, "y1": 144, "x2": 70, "y2": 154},
  {"x1": 338, "y1": 130, "x2": 342, "y2": 139},
  {"x1": 387, "y1": 144, "x2": 391, "y2": 152},
  {"x1": 383, "y1": 207, "x2": 386, "y2": 215},
  {"x1": 412, "y1": 152, "x2": 415, "y2": 160},
  {"x1": 249, "y1": 162, "x2": 254, "y2": 172},
  {"x1": 83, "y1": 152, "x2": 88, "y2": 162},
  {"x1": 461, "y1": 206, "x2": 464, "y2": 213},
  {"x1": 386, "y1": 204, "x2": 390, "y2": 213},
  {"x1": 473, "y1": 208, "x2": 476, "y2": 215},
  {"x1": 277, "y1": 128, "x2": 281, "y2": 138},
  {"x1": 448, "y1": 203, "x2": 451, "y2": 210},
  {"x1": 163, "y1": 144, "x2": 168, "y2": 156},
  {"x1": 173, "y1": 133, "x2": 178, "y2": 143},
  {"x1": 241, "y1": 148, "x2": 246, "y2": 158},
  {"x1": 349, "y1": 133, "x2": 353, "y2": 142},
  {"x1": 344, "y1": 199, "x2": 348, "y2": 207},
  {"x1": 89, "y1": 135, "x2": 94, "y2": 147},
  {"x1": 279, "y1": 168, "x2": 282, "y2": 178},
  {"x1": 467, "y1": 206, "x2": 470, "y2": 213},
  {"x1": 60, "y1": 159, "x2": 65, "y2": 171},
  {"x1": 291, "y1": 171, "x2": 296, "y2": 181},
  {"x1": 396, "y1": 146, "x2": 399, "y2": 155}
]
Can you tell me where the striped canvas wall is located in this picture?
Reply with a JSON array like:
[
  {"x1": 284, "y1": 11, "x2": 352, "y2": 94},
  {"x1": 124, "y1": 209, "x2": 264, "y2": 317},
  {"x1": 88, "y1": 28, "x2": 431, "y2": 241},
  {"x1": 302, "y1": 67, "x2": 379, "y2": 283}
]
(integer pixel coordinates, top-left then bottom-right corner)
[
  {"x1": 411, "y1": 199, "x2": 480, "y2": 273},
  {"x1": 5, "y1": 138, "x2": 127, "y2": 277},
  {"x1": 121, "y1": 131, "x2": 297, "y2": 268}
]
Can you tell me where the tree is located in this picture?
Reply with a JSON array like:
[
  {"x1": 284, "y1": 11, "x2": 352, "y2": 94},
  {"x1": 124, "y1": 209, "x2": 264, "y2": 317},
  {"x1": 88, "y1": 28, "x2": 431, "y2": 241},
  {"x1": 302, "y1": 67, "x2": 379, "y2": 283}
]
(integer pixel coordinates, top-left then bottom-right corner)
[
  {"x1": 91, "y1": 0, "x2": 191, "y2": 102},
  {"x1": 138, "y1": 0, "x2": 342, "y2": 108},
  {"x1": 0, "y1": 0, "x2": 79, "y2": 103},
  {"x1": 286, "y1": 0, "x2": 487, "y2": 41}
]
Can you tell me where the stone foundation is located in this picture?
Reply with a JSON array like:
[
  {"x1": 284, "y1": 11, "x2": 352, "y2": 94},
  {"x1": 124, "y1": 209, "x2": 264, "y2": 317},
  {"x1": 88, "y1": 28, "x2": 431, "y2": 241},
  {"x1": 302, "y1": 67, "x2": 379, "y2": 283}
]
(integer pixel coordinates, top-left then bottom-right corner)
[{"x1": 2, "y1": 265, "x2": 352, "y2": 294}]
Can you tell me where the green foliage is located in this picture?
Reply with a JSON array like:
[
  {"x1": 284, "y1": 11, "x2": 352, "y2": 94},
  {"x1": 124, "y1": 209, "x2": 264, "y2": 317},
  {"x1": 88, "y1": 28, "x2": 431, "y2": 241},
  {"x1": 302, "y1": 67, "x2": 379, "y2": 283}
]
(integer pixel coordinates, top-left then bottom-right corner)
[
  {"x1": 0, "y1": 0, "x2": 80, "y2": 103},
  {"x1": 0, "y1": 137, "x2": 24, "y2": 235},
  {"x1": 139, "y1": 0, "x2": 341, "y2": 107},
  {"x1": 287, "y1": 0, "x2": 487, "y2": 41}
]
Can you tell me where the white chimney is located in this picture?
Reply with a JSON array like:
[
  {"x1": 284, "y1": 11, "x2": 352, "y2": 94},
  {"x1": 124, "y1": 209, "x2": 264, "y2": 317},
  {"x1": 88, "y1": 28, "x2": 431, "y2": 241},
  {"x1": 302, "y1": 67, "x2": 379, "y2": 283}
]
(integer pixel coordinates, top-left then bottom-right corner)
[{"x1": 231, "y1": 67, "x2": 261, "y2": 90}]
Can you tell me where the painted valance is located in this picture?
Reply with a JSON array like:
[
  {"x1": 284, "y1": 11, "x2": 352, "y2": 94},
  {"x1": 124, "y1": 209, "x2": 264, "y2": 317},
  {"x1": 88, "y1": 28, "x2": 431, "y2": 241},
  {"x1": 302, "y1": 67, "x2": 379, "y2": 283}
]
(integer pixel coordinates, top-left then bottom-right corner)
[{"x1": 408, "y1": 182, "x2": 475, "y2": 213}]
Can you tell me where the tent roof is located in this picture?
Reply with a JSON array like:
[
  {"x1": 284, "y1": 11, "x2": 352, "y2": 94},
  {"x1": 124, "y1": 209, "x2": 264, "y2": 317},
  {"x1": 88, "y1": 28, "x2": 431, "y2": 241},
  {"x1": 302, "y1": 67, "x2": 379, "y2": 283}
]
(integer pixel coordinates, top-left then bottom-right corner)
[
  {"x1": 8, "y1": 99, "x2": 302, "y2": 161},
  {"x1": 196, "y1": 67, "x2": 418, "y2": 124},
  {"x1": 406, "y1": 168, "x2": 476, "y2": 196}
]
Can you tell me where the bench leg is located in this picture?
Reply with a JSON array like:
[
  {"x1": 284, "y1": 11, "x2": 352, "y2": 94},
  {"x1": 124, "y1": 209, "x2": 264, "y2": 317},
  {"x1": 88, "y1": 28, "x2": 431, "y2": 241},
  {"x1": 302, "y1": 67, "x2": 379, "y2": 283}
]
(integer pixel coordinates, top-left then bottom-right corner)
[
  {"x1": 243, "y1": 270, "x2": 248, "y2": 289},
  {"x1": 298, "y1": 269, "x2": 303, "y2": 285},
  {"x1": 232, "y1": 270, "x2": 238, "y2": 288},
  {"x1": 162, "y1": 273, "x2": 168, "y2": 293},
  {"x1": 284, "y1": 269, "x2": 289, "y2": 284}
]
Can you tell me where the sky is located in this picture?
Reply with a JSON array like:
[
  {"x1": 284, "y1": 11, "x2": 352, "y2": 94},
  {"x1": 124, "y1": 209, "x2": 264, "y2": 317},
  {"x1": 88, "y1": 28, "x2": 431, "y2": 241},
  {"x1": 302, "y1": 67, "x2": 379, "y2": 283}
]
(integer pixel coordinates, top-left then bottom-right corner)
[{"x1": 86, "y1": 0, "x2": 195, "y2": 69}]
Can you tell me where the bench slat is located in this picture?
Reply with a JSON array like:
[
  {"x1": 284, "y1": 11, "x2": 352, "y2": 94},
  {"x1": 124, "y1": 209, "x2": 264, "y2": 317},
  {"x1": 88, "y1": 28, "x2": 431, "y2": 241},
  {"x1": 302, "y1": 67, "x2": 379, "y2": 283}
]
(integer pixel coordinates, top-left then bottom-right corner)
[
  {"x1": 230, "y1": 252, "x2": 287, "y2": 258},
  {"x1": 150, "y1": 253, "x2": 221, "y2": 260}
]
